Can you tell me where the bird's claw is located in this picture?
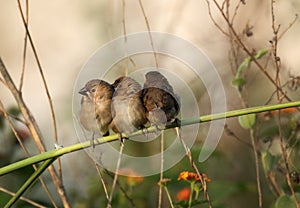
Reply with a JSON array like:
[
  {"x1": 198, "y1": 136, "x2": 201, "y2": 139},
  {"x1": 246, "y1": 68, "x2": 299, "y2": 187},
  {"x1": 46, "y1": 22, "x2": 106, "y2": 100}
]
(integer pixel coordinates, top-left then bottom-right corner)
[
  {"x1": 173, "y1": 118, "x2": 181, "y2": 128},
  {"x1": 118, "y1": 133, "x2": 124, "y2": 144},
  {"x1": 90, "y1": 138, "x2": 95, "y2": 149}
]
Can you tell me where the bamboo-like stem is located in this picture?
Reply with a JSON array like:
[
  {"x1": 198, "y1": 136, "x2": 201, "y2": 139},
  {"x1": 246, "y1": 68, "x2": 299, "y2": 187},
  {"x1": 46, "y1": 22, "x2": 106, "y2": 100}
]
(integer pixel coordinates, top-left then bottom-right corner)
[
  {"x1": 4, "y1": 158, "x2": 57, "y2": 208},
  {"x1": 1, "y1": 101, "x2": 299, "y2": 176},
  {"x1": 0, "y1": 58, "x2": 71, "y2": 207},
  {"x1": 0, "y1": 186, "x2": 47, "y2": 208}
]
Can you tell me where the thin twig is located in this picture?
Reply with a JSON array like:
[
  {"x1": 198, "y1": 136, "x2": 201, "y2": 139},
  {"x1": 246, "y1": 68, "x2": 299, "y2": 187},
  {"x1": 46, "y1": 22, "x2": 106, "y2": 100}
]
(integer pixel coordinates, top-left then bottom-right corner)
[
  {"x1": 0, "y1": 58, "x2": 71, "y2": 207},
  {"x1": 271, "y1": 1, "x2": 299, "y2": 206},
  {"x1": 158, "y1": 131, "x2": 164, "y2": 208},
  {"x1": 0, "y1": 186, "x2": 47, "y2": 208},
  {"x1": 205, "y1": 0, "x2": 230, "y2": 37},
  {"x1": 107, "y1": 141, "x2": 125, "y2": 208},
  {"x1": 121, "y1": 0, "x2": 129, "y2": 76},
  {"x1": 210, "y1": 0, "x2": 293, "y2": 102},
  {"x1": 277, "y1": 114, "x2": 300, "y2": 207},
  {"x1": 224, "y1": 125, "x2": 252, "y2": 148},
  {"x1": 250, "y1": 128, "x2": 263, "y2": 208},
  {"x1": 175, "y1": 128, "x2": 212, "y2": 208},
  {"x1": 104, "y1": 169, "x2": 136, "y2": 207},
  {"x1": 0, "y1": 100, "x2": 58, "y2": 207},
  {"x1": 278, "y1": 14, "x2": 298, "y2": 41},
  {"x1": 19, "y1": 0, "x2": 28, "y2": 91},
  {"x1": 137, "y1": 0, "x2": 159, "y2": 68},
  {"x1": 16, "y1": 0, "x2": 62, "y2": 181},
  {"x1": 95, "y1": 163, "x2": 109, "y2": 200},
  {"x1": 230, "y1": 0, "x2": 242, "y2": 25}
]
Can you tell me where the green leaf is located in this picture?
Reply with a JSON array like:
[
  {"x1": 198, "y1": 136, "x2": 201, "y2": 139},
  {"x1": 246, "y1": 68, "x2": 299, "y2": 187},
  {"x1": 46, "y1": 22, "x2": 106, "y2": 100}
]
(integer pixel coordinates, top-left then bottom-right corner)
[
  {"x1": 261, "y1": 151, "x2": 278, "y2": 173},
  {"x1": 0, "y1": 114, "x2": 4, "y2": 130},
  {"x1": 238, "y1": 114, "x2": 256, "y2": 129},
  {"x1": 8, "y1": 106, "x2": 21, "y2": 116},
  {"x1": 231, "y1": 78, "x2": 247, "y2": 87},
  {"x1": 255, "y1": 49, "x2": 268, "y2": 59},
  {"x1": 275, "y1": 195, "x2": 297, "y2": 208},
  {"x1": 236, "y1": 57, "x2": 251, "y2": 78}
]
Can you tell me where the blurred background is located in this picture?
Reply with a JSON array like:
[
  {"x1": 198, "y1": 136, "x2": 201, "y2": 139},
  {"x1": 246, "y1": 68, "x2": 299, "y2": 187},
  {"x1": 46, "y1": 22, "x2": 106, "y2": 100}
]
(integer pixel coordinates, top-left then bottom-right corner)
[{"x1": 0, "y1": 0, "x2": 300, "y2": 207}]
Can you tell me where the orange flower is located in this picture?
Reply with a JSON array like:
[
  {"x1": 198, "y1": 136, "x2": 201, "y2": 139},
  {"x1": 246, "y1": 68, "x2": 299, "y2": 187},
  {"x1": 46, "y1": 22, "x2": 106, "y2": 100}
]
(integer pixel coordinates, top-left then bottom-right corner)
[
  {"x1": 176, "y1": 187, "x2": 191, "y2": 201},
  {"x1": 261, "y1": 107, "x2": 298, "y2": 120},
  {"x1": 202, "y1": 173, "x2": 211, "y2": 183},
  {"x1": 178, "y1": 171, "x2": 211, "y2": 183},
  {"x1": 178, "y1": 171, "x2": 200, "y2": 181}
]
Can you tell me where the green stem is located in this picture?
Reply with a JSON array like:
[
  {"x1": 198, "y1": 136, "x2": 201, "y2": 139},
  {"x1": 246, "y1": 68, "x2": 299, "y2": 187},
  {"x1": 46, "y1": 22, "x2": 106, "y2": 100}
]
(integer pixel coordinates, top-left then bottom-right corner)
[
  {"x1": 0, "y1": 101, "x2": 299, "y2": 176},
  {"x1": 163, "y1": 186, "x2": 174, "y2": 208},
  {"x1": 189, "y1": 182, "x2": 195, "y2": 208},
  {"x1": 4, "y1": 158, "x2": 57, "y2": 208},
  {"x1": 195, "y1": 187, "x2": 200, "y2": 200}
]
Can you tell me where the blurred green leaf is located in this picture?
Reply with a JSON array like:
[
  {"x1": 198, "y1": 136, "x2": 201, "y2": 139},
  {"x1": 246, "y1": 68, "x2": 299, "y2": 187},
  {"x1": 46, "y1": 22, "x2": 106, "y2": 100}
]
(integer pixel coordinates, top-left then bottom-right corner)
[
  {"x1": 275, "y1": 194, "x2": 297, "y2": 208},
  {"x1": 254, "y1": 49, "x2": 268, "y2": 59},
  {"x1": 234, "y1": 49, "x2": 267, "y2": 83},
  {"x1": 238, "y1": 114, "x2": 256, "y2": 129},
  {"x1": 236, "y1": 57, "x2": 251, "y2": 78},
  {"x1": 231, "y1": 78, "x2": 247, "y2": 88},
  {"x1": 261, "y1": 151, "x2": 278, "y2": 173},
  {"x1": 0, "y1": 113, "x2": 4, "y2": 130},
  {"x1": 7, "y1": 106, "x2": 21, "y2": 116}
]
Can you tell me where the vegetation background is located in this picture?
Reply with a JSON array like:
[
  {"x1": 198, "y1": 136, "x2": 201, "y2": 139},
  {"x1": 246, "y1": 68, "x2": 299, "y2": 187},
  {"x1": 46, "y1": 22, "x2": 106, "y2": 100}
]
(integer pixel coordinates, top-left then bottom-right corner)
[{"x1": 0, "y1": 0, "x2": 300, "y2": 207}]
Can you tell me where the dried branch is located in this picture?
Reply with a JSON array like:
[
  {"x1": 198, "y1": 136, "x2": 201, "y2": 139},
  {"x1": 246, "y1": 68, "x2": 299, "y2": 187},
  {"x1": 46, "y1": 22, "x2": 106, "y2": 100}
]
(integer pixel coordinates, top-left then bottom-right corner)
[
  {"x1": 270, "y1": 1, "x2": 299, "y2": 207},
  {"x1": 0, "y1": 58, "x2": 71, "y2": 207},
  {"x1": 0, "y1": 100, "x2": 58, "y2": 207},
  {"x1": 250, "y1": 128, "x2": 263, "y2": 208},
  {"x1": 19, "y1": 0, "x2": 28, "y2": 91},
  {"x1": 176, "y1": 128, "x2": 212, "y2": 208},
  {"x1": 0, "y1": 186, "x2": 47, "y2": 208},
  {"x1": 107, "y1": 141, "x2": 124, "y2": 208},
  {"x1": 16, "y1": 0, "x2": 62, "y2": 181},
  {"x1": 225, "y1": 125, "x2": 252, "y2": 148},
  {"x1": 104, "y1": 169, "x2": 136, "y2": 207},
  {"x1": 95, "y1": 164, "x2": 109, "y2": 200},
  {"x1": 158, "y1": 131, "x2": 164, "y2": 208},
  {"x1": 278, "y1": 14, "x2": 299, "y2": 40},
  {"x1": 210, "y1": 0, "x2": 293, "y2": 102},
  {"x1": 137, "y1": 0, "x2": 159, "y2": 68},
  {"x1": 205, "y1": 0, "x2": 230, "y2": 36}
]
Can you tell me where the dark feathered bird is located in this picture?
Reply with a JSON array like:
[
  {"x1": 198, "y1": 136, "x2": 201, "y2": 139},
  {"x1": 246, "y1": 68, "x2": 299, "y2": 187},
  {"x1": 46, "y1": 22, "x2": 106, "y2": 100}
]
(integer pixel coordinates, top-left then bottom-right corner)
[
  {"x1": 79, "y1": 79, "x2": 114, "y2": 137},
  {"x1": 143, "y1": 71, "x2": 180, "y2": 129},
  {"x1": 110, "y1": 76, "x2": 147, "y2": 135}
]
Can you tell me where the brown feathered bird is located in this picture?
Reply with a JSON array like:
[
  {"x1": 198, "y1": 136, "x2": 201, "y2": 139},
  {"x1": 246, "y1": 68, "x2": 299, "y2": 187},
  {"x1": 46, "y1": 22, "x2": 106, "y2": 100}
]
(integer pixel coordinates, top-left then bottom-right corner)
[
  {"x1": 143, "y1": 71, "x2": 180, "y2": 129},
  {"x1": 79, "y1": 79, "x2": 114, "y2": 138},
  {"x1": 110, "y1": 76, "x2": 147, "y2": 136}
]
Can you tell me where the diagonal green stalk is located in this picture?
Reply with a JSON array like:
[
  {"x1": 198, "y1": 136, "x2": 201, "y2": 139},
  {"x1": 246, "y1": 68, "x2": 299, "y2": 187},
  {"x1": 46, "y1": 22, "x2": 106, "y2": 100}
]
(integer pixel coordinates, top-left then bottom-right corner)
[
  {"x1": 163, "y1": 186, "x2": 174, "y2": 208},
  {"x1": 0, "y1": 101, "x2": 299, "y2": 176},
  {"x1": 4, "y1": 158, "x2": 57, "y2": 208}
]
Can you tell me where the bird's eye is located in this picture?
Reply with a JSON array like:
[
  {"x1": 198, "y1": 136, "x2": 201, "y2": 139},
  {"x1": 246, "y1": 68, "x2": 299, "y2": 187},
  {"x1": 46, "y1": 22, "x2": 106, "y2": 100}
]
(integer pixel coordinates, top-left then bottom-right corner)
[{"x1": 91, "y1": 88, "x2": 96, "y2": 93}]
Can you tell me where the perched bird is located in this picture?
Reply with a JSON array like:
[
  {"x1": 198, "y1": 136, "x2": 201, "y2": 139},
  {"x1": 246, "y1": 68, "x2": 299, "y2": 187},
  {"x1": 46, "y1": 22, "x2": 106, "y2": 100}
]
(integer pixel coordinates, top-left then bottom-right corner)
[
  {"x1": 79, "y1": 79, "x2": 114, "y2": 140},
  {"x1": 143, "y1": 71, "x2": 180, "y2": 129},
  {"x1": 110, "y1": 76, "x2": 147, "y2": 136}
]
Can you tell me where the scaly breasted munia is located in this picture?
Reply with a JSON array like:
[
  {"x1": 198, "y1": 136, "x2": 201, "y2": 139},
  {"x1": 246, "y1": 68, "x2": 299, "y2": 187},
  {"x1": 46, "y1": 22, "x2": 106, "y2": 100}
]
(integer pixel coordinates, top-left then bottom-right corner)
[{"x1": 142, "y1": 71, "x2": 180, "y2": 129}]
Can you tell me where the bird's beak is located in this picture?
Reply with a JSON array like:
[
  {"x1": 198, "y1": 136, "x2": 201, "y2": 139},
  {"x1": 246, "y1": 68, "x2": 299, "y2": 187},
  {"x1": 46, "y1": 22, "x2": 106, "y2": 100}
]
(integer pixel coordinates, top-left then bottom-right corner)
[{"x1": 79, "y1": 87, "x2": 88, "y2": 95}]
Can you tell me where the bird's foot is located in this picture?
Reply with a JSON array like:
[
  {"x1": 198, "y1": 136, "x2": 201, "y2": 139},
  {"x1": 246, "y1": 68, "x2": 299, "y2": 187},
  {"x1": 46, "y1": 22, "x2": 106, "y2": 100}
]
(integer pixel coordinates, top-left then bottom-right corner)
[
  {"x1": 118, "y1": 133, "x2": 126, "y2": 144},
  {"x1": 172, "y1": 118, "x2": 181, "y2": 128},
  {"x1": 90, "y1": 138, "x2": 95, "y2": 150}
]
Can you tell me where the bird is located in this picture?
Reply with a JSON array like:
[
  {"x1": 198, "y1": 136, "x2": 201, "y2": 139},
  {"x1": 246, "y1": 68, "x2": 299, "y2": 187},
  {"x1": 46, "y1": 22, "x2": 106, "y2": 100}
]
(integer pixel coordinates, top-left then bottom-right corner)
[
  {"x1": 79, "y1": 79, "x2": 114, "y2": 145},
  {"x1": 110, "y1": 76, "x2": 147, "y2": 138},
  {"x1": 142, "y1": 71, "x2": 180, "y2": 129}
]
